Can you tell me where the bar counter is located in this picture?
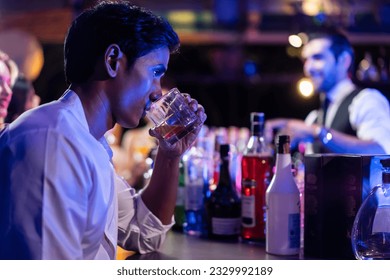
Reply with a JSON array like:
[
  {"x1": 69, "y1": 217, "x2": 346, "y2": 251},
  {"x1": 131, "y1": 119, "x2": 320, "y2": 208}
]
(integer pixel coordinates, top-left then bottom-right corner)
[{"x1": 125, "y1": 230, "x2": 302, "y2": 260}]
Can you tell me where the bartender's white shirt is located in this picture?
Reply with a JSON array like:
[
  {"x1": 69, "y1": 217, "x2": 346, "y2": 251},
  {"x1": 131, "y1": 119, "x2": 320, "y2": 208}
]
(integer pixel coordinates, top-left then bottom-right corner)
[{"x1": 305, "y1": 79, "x2": 390, "y2": 154}]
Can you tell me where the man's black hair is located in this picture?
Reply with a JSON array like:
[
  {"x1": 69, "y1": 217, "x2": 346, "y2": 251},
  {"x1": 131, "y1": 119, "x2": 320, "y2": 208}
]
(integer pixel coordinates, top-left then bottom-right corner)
[{"x1": 64, "y1": 0, "x2": 180, "y2": 84}]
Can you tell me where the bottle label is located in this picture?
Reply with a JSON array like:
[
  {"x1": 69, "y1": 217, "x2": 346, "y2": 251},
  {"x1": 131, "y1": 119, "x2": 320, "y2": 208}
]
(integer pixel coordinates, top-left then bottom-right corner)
[
  {"x1": 266, "y1": 192, "x2": 300, "y2": 254},
  {"x1": 241, "y1": 195, "x2": 255, "y2": 227},
  {"x1": 288, "y1": 213, "x2": 300, "y2": 249},
  {"x1": 212, "y1": 217, "x2": 241, "y2": 235}
]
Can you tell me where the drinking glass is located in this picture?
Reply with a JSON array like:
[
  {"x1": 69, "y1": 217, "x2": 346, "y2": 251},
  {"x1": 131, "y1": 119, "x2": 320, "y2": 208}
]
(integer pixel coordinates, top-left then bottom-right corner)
[
  {"x1": 145, "y1": 88, "x2": 201, "y2": 145},
  {"x1": 351, "y1": 158, "x2": 390, "y2": 260}
]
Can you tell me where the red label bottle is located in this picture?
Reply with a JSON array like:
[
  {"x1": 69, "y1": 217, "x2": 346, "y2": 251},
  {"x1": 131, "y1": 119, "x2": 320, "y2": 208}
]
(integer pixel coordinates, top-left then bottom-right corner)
[{"x1": 241, "y1": 112, "x2": 272, "y2": 242}]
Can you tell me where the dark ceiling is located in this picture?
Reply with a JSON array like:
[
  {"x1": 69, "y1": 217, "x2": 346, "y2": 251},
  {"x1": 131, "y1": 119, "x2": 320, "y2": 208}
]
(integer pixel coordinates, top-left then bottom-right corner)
[{"x1": 1, "y1": 0, "x2": 390, "y2": 34}]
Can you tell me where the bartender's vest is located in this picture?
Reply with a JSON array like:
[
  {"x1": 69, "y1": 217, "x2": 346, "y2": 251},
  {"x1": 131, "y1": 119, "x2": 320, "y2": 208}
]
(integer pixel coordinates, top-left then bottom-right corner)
[{"x1": 313, "y1": 88, "x2": 361, "y2": 153}]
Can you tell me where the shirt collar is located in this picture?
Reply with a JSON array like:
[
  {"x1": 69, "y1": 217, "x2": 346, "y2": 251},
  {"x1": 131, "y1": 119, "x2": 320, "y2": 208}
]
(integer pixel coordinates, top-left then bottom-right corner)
[
  {"x1": 59, "y1": 89, "x2": 90, "y2": 131},
  {"x1": 59, "y1": 89, "x2": 113, "y2": 161},
  {"x1": 326, "y1": 78, "x2": 356, "y2": 104}
]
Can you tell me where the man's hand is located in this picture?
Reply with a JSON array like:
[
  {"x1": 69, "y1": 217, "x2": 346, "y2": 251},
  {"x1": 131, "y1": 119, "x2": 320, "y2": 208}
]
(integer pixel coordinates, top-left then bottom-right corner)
[
  {"x1": 149, "y1": 93, "x2": 207, "y2": 158},
  {"x1": 265, "y1": 118, "x2": 319, "y2": 148}
]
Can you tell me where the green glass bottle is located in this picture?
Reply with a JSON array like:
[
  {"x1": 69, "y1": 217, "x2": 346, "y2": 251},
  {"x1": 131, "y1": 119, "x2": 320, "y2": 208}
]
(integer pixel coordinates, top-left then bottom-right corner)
[{"x1": 172, "y1": 160, "x2": 186, "y2": 232}]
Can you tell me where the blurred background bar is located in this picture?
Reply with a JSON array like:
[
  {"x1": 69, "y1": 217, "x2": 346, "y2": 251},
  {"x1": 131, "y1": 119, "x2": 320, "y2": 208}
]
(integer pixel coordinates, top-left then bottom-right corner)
[{"x1": 0, "y1": 0, "x2": 389, "y2": 128}]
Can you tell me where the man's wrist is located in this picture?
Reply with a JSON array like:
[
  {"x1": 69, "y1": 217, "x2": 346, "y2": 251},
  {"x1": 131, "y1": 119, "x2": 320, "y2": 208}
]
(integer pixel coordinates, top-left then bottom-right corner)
[{"x1": 315, "y1": 126, "x2": 333, "y2": 145}]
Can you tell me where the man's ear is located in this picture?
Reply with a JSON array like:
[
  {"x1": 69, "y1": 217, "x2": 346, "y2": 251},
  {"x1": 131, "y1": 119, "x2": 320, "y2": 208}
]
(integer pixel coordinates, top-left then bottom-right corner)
[
  {"x1": 339, "y1": 51, "x2": 352, "y2": 71},
  {"x1": 105, "y1": 44, "x2": 123, "y2": 78}
]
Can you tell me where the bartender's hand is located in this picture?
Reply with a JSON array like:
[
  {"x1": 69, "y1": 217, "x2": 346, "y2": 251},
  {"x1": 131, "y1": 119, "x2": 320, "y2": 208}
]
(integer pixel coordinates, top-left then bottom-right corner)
[
  {"x1": 265, "y1": 118, "x2": 320, "y2": 148},
  {"x1": 149, "y1": 94, "x2": 207, "y2": 158}
]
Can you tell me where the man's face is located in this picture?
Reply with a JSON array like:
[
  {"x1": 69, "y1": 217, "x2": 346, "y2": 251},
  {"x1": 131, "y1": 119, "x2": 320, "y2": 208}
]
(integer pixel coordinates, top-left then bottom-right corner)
[
  {"x1": 301, "y1": 38, "x2": 339, "y2": 94},
  {"x1": 0, "y1": 60, "x2": 13, "y2": 119},
  {"x1": 110, "y1": 47, "x2": 170, "y2": 128}
]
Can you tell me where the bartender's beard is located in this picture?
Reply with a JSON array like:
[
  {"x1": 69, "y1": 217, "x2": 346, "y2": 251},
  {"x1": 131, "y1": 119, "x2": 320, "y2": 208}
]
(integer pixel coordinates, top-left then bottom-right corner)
[{"x1": 319, "y1": 72, "x2": 338, "y2": 94}]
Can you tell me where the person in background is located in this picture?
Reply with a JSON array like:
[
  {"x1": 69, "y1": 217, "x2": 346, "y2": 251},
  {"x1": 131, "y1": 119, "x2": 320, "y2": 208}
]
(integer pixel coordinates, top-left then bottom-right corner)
[
  {"x1": 265, "y1": 28, "x2": 390, "y2": 154},
  {"x1": 0, "y1": 50, "x2": 19, "y2": 126},
  {"x1": 0, "y1": 1, "x2": 206, "y2": 260},
  {"x1": 5, "y1": 74, "x2": 40, "y2": 123}
]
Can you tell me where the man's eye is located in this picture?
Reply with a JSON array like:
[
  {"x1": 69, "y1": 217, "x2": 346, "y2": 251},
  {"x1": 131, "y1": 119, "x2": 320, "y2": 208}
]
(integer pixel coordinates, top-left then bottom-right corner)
[
  {"x1": 153, "y1": 65, "x2": 166, "y2": 78},
  {"x1": 153, "y1": 69, "x2": 163, "y2": 77}
]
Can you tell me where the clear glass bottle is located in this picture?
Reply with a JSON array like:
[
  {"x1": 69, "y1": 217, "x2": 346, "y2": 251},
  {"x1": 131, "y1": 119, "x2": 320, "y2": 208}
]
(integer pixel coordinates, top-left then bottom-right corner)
[
  {"x1": 351, "y1": 158, "x2": 390, "y2": 260},
  {"x1": 266, "y1": 135, "x2": 300, "y2": 255},
  {"x1": 210, "y1": 129, "x2": 226, "y2": 191},
  {"x1": 241, "y1": 112, "x2": 272, "y2": 242},
  {"x1": 183, "y1": 137, "x2": 213, "y2": 236},
  {"x1": 206, "y1": 144, "x2": 241, "y2": 241}
]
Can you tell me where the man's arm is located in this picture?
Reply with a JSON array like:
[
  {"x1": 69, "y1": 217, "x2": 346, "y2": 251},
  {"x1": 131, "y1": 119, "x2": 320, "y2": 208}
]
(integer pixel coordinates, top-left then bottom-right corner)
[
  {"x1": 350, "y1": 88, "x2": 390, "y2": 154},
  {"x1": 141, "y1": 95, "x2": 206, "y2": 225},
  {"x1": 316, "y1": 126, "x2": 385, "y2": 154},
  {"x1": 265, "y1": 118, "x2": 386, "y2": 154}
]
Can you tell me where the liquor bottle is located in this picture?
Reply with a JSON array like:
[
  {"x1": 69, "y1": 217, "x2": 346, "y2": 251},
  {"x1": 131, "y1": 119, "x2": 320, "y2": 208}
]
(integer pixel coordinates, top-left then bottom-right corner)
[
  {"x1": 266, "y1": 135, "x2": 300, "y2": 255},
  {"x1": 228, "y1": 127, "x2": 240, "y2": 194},
  {"x1": 172, "y1": 160, "x2": 185, "y2": 232},
  {"x1": 206, "y1": 144, "x2": 241, "y2": 241},
  {"x1": 234, "y1": 127, "x2": 250, "y2": 195},
  {"x1": 241, "y1": 112, "x2": 272, "y2": 242},
  {"x1": 210, "y1": 129, "x2": 226, "y2": 191},
  {"x1": 183, "y1": 137, "x2": 213, "y2": 236}
]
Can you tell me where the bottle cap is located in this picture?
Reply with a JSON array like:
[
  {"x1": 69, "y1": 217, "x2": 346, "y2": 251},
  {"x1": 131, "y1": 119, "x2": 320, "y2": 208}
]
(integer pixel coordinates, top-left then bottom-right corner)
[
  {"x1": 250, "y1": 112, "x2": 264, "y2": 123},
  {"x1": 276, "y1": 135, "x2": 290, "y2": 153},
  {"x1": 277, "y1": 135, "x2": 290, "y2": 145}
]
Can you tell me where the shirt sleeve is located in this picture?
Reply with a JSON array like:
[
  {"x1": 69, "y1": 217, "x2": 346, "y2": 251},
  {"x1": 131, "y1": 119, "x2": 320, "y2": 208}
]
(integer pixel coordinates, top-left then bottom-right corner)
[
  {"x1": 349, "y1": 88, "x2": 390, "y2": 154},
  {"x1": 305, "y1": 109, "x2": 319, "y2": 126},
  {"x1": 115, "y1": 174, "x2": 174, "y2": 254}
]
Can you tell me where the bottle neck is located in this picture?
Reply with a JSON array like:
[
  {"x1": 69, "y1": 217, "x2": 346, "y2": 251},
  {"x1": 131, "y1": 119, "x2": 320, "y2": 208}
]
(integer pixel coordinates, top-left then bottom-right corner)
[
  {"x1": 274, "y1": 141, "x2": 292, "y2": 177},
  {"x1": 277, "y1": 141, "x2": 290, "y2": 154},
  {"x1": 268, "y1": 136, "x2": 298, "y2": 193},
  {"x1": 217, "y1": 155, "x2": 233, "y2": 190},
  {"x1": 251, "y1": 122, "x2": 264, "y2": 137},
  {"x1": 275, "y1": 153, "x2": 292, "y2": 171},
  {"x1": 270, "y1": 152, "x2": 297, "y2": 193},
  {"x1": 246, "y1": 122, "x2": 268, "y2": 155}
]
